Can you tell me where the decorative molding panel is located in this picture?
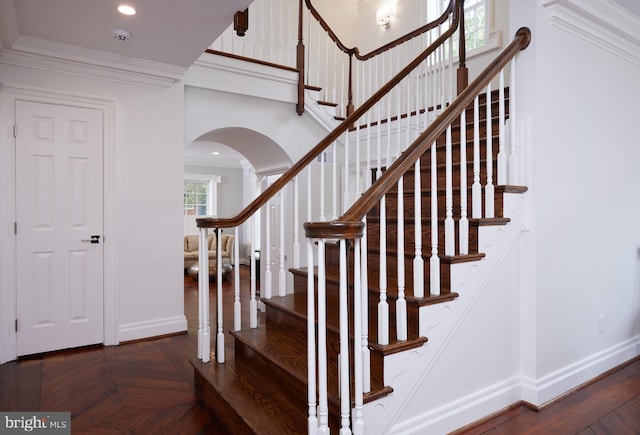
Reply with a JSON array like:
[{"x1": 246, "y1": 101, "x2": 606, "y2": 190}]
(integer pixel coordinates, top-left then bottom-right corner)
[
  {"x1": 541, "y1": 0, "x2": 640, "y2": 66},
  {"x1": 1, "y1": 35, "x2": 186, "y2": 88}
]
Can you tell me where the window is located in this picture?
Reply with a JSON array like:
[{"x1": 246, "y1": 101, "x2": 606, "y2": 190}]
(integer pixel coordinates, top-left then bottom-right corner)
[
  {"x1": 428, "y1": 0, "x2": 489, "y2": 58},
  {"x1": 184, "y1": 179, "x2": 210, "y2": 216},
  {"x1": 463, "y1": 0, "x2": 486, "y2": 52}
]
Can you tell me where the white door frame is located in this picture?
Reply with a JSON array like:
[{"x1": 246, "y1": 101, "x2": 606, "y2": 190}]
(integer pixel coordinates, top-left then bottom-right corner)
[{"x1": 0, "y1": 84, "x2": 118, "y2": 364}]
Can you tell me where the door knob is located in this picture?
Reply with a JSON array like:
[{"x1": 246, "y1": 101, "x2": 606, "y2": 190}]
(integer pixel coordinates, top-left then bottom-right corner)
[{"x1": 81, "y1": 235, "x2": 101, "y2": 244}]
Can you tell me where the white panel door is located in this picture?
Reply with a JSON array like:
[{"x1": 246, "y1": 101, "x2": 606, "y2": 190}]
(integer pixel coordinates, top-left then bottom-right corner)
[{"x1": 16, "y1": 100, "x2": 104, "y2": 356}]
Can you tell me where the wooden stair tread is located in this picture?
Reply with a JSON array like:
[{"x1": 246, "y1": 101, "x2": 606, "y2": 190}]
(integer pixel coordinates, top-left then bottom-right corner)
[
  {"x1": 369, "y1": 336, "x2": 429, "y2": 356},
  {"x1": 191, "y1": 356, "x2": 307, "y2": 434},
  {"x1": 232, "y1": 325, "x2": 394, "y2": 406},
  {"x1": 231, "y1": 326, "x2": 307, "y2": 386},
  {"x1": 318, "y1": 100, "x2": 338, "y2": 107}
]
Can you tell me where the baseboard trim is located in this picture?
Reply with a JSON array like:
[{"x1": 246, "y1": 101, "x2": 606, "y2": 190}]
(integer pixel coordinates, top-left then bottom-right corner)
[
  {"x1": 389, "y1": 377, "x2": 522, "y2": 434},
  {"x1": 521, "y1": 335, "x2": 640, "y2": 406},
  {"x1": 387, "y1": 336, "x2": 640, "y2": 434},
  {"x1": 118, "y1": 315, "x2": 188, "y2": 343}
]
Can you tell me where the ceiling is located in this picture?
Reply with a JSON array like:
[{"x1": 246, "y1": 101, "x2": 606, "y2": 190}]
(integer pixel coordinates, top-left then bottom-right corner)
[
  {"x1": 613, "y1": 0, "x2": 640, "y2": 16},
  {"x1": 0, "y1": 0, "x2": 251, "y2": 69},
  {"x1": 0, "y1": 0, "x2": 259, "y2": 171}
]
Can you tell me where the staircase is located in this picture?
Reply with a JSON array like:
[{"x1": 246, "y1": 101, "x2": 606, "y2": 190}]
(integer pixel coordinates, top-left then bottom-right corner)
[{"x1": 191, "y1": 84, "x2": 528, "y2": 433}]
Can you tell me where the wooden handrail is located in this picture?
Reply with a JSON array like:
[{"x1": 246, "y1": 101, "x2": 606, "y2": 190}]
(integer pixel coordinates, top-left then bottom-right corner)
[
  {"x1": 196, "y1": 1, "x2": 464, "y2": 231},
  {"x1": 304, "y1": 0, "x2": 455, "y2": 61},
  {"x1": 303, "y1": 0, "x2": 457, "y2": 117},
  {"x1": 304, "y1": 27, "x2": 532, "y2": 239}
]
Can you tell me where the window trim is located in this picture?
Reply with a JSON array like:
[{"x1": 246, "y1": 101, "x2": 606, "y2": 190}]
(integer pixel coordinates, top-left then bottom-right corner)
[{"x1": 184, "y1": 174, "x2": 221, "y2": 217}]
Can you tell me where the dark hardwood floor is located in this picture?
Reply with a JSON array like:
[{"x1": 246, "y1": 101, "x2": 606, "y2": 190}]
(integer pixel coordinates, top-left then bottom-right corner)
[{"x1": 1, "y1": 265, "x2": 639, "y2": 434}]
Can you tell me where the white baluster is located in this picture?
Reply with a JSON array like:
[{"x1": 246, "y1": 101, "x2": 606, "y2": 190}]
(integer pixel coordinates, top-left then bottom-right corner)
[
  {"x1": 509, "y1": 57, "x2": 519, "y2": 185},
  {"x1": 234, "y1": 226, "x2": 241, "y2": 331},
  {"x1": 352, "y1": 238, "x2": 364, "y2": 435},
  {"x1": 378, "y1": 195, "x2": 389, "y2": 345},
  {"x1": 307, "y1": 238, "x2": 318, "y2": 434},
  {"x1": 445, "y1": 125, "x2": 455, "y2": 256},
  {"x1": 279, "y1": 189, "x2": 286, "y2": 297},
  {"x1": 250, "y1": 215, "x2": 258, "y2": 329},
  {"x1": 259, "y1": 0, "x2": 265, "y2": 59},
  {"x1": 413, "y1": 158, "x2": 425, "y2": 298},
  {"x1": 376, "y1": 58, "x2": 382, "y2": 180},
  {"x1": 396, "y1": 176, "x2": 407, "y2": 341},
  {"x1": 278, "y1": 0, "x2": 284, "y2": 64},
  {"x1": 307, "y1": 166, "x2": 312, "y2": 221},
  {"x1": 293, "y1": 176, "x2": 300, "y2": 268},
  {"x1": 497, "y1": 70, "x2": 507, "y2": 185},
  {"x1": 472, "y1": 96, "x2": 482, "y2": 218},
  {"x1": 317, "y1": 240, "x2": 329, "y2": 434},
  {"x1": 355, "y1": 124, "x2": 361, "y2": 198},
  {"x1": 216, "y1": 230, "x2": 225, "y2": 363},
  {"x1": 198, "y1": 226, "x2": 210, "y2": 362},
  {"x1": 360, "y1": 217, "x2": 371, "y2": 393},
  {"x1": 320, "y1": 143, "x2": 326, "y2": 221},
  {"x1": 333, "y1": 139, "x2": 338, "y2": 220},
  {"x1": 338, "y1": 240, "x2": 351, "y2": 435},
  {"x1": 459, "y1": 110, "x2": 469, "y2": 255},
  {"x1": 448, "y1": 24, "x2": 454, "y2": 104},
  {"x1": 265, "y1": 199, "x2": 272, "y2": 299},
  {"x1": 485, "y1": 83, "x2": 495, "y2": 218},
  {"x1": 315, "y1": 22, "x2": 321, "y2": 94},
  {"x1": 385, "y1": 54, "x2": 392, "y2": 169},
  {"x1": 430, "y1": 142, "x2": 440, "y2": 296},
  {"x1": 343, "y1": 131, "x2": 350, "y2": 213},
  {"x1": 324, "y1": 30, "x2": 329, "y2": 101}
]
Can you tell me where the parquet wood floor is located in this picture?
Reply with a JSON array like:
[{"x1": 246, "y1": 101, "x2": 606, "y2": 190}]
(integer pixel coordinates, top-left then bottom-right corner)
[
  {"x1": 1, "y1": 265, "x2": 639, "y2": 434},
  {"x1": 0, "y1": 269, "x2": 244, "y2": 434}
]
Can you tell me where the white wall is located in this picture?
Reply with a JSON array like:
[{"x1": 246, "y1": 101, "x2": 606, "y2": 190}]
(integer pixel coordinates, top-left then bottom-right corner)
[
  {"x1": 0, "y1": 61, "x2": 187, "y2": 358},
  {"x1": 359, "y1": 1, "x2": 640, "y2": 431},
  {"x1": 517, "y1": 1, "x2": 640, "y2": 402}
]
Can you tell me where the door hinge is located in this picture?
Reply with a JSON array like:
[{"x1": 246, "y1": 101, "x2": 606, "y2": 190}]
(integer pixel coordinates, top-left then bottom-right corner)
[
  {"x1": 15, "y1": 319, "x2": 18, "y2": 332},
  {"x1": 13, "y1": 124, "x2": 17, "y2": 138},
  {"x1": 14, "y1": 222, "x2": 17, "y2": 235}
]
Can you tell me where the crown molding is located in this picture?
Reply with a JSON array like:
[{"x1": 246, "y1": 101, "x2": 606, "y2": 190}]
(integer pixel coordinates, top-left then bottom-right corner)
[
  {"x1": 183, "y1": 155, "x2": 249, "y2": 169},
  {"x1": 0, "y1": 35, "x2": 187, "y2": 88},
  {"x1": 541, "y1": 0, "x2": 640, "y2": 66}
]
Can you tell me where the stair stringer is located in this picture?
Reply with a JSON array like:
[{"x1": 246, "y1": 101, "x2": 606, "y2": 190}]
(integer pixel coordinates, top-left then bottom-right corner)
[
  {"x1": 360, "y1": 191, "x2": 528, "y2": 435},
  {"x1": 304, "y1": 87, "x2": 342, "y2": 132}
]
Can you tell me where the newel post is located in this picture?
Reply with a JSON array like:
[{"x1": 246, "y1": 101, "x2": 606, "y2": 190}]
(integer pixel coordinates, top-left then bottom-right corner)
[
  {"x1": 296, "y1": 0, "x2": 306, "y2": 115},
  {"x1": 346, "y1": 53, "x2": 355, "y2": 118},
  {"x1": 456, "y1": 0, "x2": 468, "y2": 94}
]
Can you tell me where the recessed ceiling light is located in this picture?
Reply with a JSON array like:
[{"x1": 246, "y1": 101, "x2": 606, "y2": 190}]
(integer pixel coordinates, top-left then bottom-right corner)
[
  {"x1": 211, "y1": 151, "x2": 220, "y2": 155},
  {"x1": 118, "y1": 5, "x2": 136, "y2": 15}
]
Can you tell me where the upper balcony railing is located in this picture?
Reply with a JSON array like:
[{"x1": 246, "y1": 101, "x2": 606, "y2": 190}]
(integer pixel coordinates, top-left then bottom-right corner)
[{"x1": 208, "y1": 0, "x2": 466, "y2": 117}]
